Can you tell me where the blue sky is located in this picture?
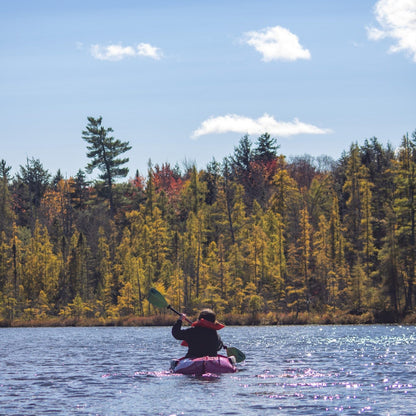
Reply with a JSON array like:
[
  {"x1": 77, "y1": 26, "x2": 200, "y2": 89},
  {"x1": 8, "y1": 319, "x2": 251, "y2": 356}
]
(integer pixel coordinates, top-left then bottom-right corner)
[{"x1": 1, "y1": 0, "x2": 415, "y2": 179}]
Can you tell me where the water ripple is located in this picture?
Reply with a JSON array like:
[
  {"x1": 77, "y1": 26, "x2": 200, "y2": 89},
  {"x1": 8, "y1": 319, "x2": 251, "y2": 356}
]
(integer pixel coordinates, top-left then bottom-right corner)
[{"x1": 1, "y1": 325, "x2": 416, "y2": 415}]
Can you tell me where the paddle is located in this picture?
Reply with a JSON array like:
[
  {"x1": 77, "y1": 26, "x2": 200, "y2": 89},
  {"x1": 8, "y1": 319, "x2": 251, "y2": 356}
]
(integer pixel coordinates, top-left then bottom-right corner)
[
  {"x1": 147, "y1": 287, "x2": 246, "y2": 363},
  {"x1": 148, "y1": 287, "x2": 193, "y2": 324},
  {"x1": 224, "y1": 346, "x2": 246, "y2": 363}
]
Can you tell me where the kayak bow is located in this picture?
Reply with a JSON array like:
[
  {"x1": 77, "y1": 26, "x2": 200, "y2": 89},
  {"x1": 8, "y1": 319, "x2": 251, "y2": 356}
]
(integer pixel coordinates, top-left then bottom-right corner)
[{"x1": 171, "y1": 354, "x2": 237, "y2": 375}]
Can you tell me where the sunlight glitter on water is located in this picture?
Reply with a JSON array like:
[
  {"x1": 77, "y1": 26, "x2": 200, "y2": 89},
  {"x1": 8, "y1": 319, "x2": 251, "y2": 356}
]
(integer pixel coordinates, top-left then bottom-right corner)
[{"x1": 2, "y1": 325, "x2": 416, "y2": 415}]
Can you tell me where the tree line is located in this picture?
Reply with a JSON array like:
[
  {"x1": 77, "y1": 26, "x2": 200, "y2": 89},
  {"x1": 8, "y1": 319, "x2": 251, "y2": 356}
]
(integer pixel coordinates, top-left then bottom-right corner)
[{"x1": 1, "y1": 116, "x2": 416, "y2": 324}]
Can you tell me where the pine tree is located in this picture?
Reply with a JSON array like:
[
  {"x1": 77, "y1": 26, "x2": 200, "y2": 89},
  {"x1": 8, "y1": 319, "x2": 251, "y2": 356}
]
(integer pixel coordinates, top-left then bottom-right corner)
[
  {"x1": 230, "y1": 135, "x2": 255, "y2": 207},
  {"x1": 254, "y1": 133, "x2": 279, "y2": 163},
  {"x1": 14, "y1": 158, "x2": 50, "y2": 228},
  {"x1": 72, "y1": 169, "x2": 90, "y2": 210},
  {"x1": 82, "y1": 116, "x2": 132, "y2": 215},
  {"x1": 0, "y1": 160, "x2": 14, "y2": 237}
]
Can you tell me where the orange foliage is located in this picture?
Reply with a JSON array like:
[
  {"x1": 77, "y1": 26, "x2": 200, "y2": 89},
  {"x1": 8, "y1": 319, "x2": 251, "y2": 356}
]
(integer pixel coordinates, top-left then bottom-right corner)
[{"x1": 153, "y1": 163, "x2": 184, "y2": 201}]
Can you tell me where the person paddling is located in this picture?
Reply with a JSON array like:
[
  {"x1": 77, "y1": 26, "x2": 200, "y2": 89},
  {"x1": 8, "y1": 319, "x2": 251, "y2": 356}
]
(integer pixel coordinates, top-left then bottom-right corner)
[{"x1": 172, "y1": 308, "x2": 224, "y2": 358}]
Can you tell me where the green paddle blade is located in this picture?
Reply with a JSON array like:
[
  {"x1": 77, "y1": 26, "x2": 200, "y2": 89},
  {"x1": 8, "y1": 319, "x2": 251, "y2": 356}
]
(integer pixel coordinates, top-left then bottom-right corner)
[
  {"x1": 147, "y1": 288, "x2": 169, "y2": 309},
  {"x1": 226, "y1": 347, "x2": 246, "y2": 363}
]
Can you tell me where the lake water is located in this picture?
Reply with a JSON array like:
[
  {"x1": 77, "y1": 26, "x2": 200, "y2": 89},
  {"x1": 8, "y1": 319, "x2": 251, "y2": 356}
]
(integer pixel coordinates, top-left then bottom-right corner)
[{"x1": 1, "y1": 325, "x2": 416, "y2": 415}]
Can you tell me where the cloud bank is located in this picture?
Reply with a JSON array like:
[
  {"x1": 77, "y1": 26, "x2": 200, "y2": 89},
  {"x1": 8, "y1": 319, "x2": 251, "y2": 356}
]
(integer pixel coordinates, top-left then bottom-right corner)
[
  {"x1": 91, "y1": 43, "x2": 163, "y2": 61},
  {"x1": 367, "y1": 0, "x2": 416, "y2": 62},
  {"x1": 192, "y1": 113, "x2": 331, "y2": 138},
  {"x1": 243, "y1": 25, "x2": 311, "y2": 62}
]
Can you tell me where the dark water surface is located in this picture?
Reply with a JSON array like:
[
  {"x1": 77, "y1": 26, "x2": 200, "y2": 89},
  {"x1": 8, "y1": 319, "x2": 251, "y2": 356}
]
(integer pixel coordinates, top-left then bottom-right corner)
[{"x1": 1, "y1": 325, "x2": 416, "y2": 415}]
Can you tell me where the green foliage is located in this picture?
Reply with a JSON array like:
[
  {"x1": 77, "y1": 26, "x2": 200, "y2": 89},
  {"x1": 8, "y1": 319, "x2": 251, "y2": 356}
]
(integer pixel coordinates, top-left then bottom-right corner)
[
  {"x1": 82, "y1": 116, "x2": 132, "y2": 215},
  {"x1": 2, "y1": 130, "x2": 416, "y2": 324}
]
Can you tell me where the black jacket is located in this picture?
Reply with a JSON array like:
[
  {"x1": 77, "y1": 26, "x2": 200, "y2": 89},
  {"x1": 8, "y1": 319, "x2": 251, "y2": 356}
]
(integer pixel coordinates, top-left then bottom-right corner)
[{"x1": 172, "y1": 319, "x2": 223, "y2": 358}]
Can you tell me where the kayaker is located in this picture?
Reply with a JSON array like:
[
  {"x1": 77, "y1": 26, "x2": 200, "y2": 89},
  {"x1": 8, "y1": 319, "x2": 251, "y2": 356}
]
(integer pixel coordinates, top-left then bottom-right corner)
[{"x1": 171, "y1": 308, "x2": 224, "y2": 358}]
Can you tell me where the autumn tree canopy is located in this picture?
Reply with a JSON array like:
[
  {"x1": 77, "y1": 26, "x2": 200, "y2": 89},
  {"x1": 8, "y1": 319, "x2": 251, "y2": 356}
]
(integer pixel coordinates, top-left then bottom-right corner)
[{"x1": 1, "y1": 126, "x2": 416, "y2": 325}]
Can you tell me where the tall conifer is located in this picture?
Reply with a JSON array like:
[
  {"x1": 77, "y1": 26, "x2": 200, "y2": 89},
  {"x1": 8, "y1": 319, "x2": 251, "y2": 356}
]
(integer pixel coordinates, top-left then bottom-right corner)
[{"x1": 82, "y1": 116, "x2": 131, "y2": 215}]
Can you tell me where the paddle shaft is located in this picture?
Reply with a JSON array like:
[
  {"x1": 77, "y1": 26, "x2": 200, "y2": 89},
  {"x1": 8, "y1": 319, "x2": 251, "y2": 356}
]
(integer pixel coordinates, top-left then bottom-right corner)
[{"x1": 167, "y1": 304, "x2": 193, "y2": 324}]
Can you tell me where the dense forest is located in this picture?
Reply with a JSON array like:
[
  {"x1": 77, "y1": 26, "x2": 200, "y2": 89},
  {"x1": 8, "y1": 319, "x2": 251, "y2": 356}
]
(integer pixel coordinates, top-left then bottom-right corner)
[{"x1": 1, "y1": 116, "x2": 416, "y2": 326}]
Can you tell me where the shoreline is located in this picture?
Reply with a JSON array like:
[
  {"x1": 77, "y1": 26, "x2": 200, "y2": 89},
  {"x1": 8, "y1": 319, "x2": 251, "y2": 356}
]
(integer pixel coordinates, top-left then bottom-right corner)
[{"x1": 2, "y1": 310, "x2": 416, "y2": 328}]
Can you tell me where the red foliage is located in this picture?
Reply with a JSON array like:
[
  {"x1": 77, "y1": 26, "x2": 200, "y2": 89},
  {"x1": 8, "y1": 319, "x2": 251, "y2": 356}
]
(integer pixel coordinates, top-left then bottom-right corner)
[
  {"x1": 153, "y1": 163, "x2": 184, "y2": 200},
  {"x1": 130, "y1": 174, "x2": 145, "y2": 191}
]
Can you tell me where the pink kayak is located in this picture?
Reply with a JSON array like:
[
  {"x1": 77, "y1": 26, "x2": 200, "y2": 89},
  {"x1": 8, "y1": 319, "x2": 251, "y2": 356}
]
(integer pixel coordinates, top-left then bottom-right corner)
[{"x1": 171, "y1": 354, "x2": 237, "y2": 375}]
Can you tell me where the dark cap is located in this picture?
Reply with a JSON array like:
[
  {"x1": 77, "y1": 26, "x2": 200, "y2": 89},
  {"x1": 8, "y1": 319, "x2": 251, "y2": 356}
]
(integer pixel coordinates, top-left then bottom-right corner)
[{"x1": 198, "y1": 308, "x2": 216, "y2": 323}]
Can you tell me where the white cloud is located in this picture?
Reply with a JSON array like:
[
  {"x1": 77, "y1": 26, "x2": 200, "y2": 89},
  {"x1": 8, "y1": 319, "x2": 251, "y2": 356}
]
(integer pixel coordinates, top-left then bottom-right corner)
[
  {"x1": 192, "y1": 113, "x2": 331, "y2": 138},
  {"x1": 137, "y1": 43, "x2": 162, "y2": 59},
  {"x1": 91, "y1": 43, "x2": 163, "y2": 61},
  {"x1": 367, "y1": 0, "x2": 416, "y2": 62},
  {"x1": 243, "y1": 25, "x2": 311, "y2": 62}
]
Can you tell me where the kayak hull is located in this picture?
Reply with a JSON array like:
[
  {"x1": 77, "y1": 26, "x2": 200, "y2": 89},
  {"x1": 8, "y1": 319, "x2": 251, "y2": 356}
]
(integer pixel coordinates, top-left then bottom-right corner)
[{"x1": 171, "y1": 354, "x2": 237, "y2": 375}]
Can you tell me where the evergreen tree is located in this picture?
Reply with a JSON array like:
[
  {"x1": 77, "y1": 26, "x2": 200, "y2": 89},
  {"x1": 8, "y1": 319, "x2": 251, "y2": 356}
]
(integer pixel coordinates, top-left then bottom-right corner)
[
  {"x1": 0, "y1": 160, "x2": 14, "y2": 236},
  {"x1": 253, "y1": 133, "x2": 279, "y2": 163},
  {"x1": 82, "y1": 116, "x2": 132, "y2": 215},
  {"x1": 231, "y1": 135, "x2": 253, "y2": 176},
  {"x1": 5, "y1": 127, "x2": 416, "y2": 324},
  {"x1": 202, "y1": 158, "x2": 220, "y2": 205},
  {"x1": 52, "y1": 169, "x2": 64, "y2": 189},
  {"x1": 230, "y1": 135, "x2": 255, "y2": 207},
  {"x1": 72, "y1": 169, "x2": 90, "y2": 210},
  {"x1": 14, "y1": 157, "x2": 51, "y2": 228}
]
